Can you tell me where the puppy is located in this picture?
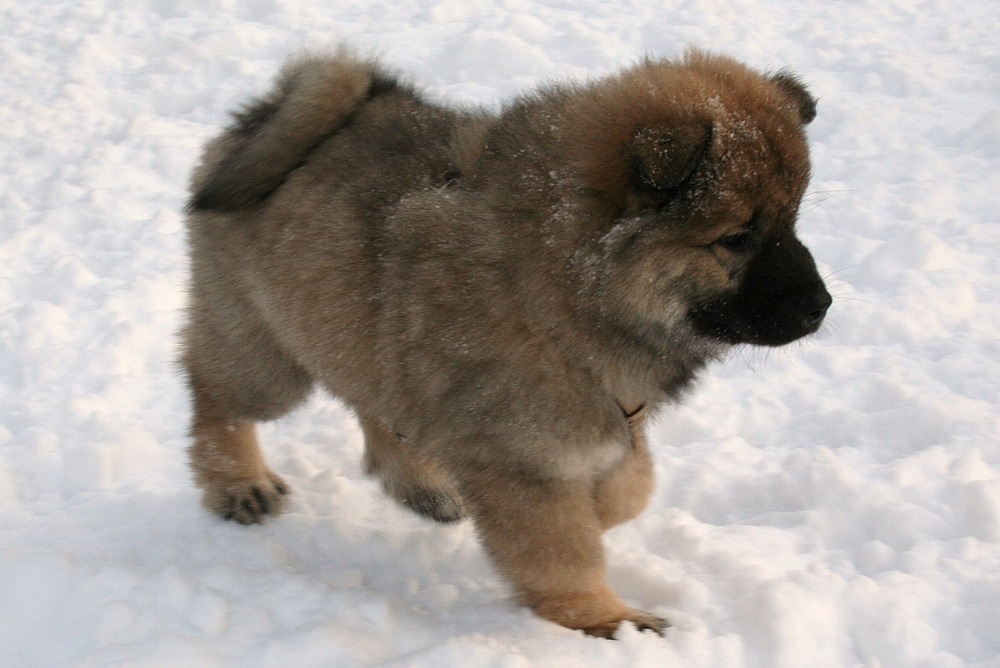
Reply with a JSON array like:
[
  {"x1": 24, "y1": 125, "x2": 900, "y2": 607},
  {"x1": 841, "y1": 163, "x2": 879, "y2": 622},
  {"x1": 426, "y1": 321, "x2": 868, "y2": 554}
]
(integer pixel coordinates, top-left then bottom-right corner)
[{"x1": 181, "y1": 48, "x2": 830, "y2": 637}]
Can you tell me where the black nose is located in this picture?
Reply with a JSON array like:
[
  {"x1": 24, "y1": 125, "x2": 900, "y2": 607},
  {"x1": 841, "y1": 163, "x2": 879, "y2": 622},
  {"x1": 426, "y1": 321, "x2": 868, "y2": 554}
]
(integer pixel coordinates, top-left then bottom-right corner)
[{"x1": 802, "y1": 288, "x2": 832, "y2": 326}]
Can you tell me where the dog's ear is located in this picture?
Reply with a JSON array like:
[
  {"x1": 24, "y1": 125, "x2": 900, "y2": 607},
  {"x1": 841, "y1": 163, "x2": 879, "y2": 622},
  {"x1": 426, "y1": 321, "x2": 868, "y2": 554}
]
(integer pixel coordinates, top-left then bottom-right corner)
[
  {"x1": 770, "y1": 71, "x2": 817, "y2": 125},
  {"x1": 627, "y1": 121, "x2": 713, "y2": 195}
]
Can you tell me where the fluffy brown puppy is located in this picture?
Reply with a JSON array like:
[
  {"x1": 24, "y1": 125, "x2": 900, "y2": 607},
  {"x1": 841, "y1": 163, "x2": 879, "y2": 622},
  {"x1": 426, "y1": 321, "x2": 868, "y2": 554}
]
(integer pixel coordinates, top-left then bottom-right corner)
[{"x1": 181, "y1": 48, "x2": 831, "y2": 637}]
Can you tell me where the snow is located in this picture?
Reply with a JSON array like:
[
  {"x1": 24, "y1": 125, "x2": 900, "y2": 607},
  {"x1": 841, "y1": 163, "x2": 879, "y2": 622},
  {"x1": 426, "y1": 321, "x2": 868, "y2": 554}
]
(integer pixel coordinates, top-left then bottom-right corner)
[{"x1": 2, "y1": 0, "x2": 999, "y2": 666}]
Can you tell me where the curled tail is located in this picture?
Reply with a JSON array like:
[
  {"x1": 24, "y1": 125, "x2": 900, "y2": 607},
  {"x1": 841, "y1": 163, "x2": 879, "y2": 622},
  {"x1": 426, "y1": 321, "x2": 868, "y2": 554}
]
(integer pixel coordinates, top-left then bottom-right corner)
[{"x1": 189, "y1": 51, "x2": 398, "y2": 212}]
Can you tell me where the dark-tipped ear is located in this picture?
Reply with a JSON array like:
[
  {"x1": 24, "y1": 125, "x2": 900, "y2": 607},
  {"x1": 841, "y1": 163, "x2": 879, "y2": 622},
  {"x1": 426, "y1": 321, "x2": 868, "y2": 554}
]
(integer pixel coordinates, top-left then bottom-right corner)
[
  {"x1": 627, "y1": 121, "x2": 713, "y2": 195},
  {"x1": 770, "y1": 71, "x2": 817, "y2": 124}
]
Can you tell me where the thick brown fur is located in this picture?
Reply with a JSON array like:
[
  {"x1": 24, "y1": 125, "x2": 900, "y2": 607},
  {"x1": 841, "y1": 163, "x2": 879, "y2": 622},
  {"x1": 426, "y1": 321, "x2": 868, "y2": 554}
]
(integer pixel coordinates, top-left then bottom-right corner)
[{"x1": 181, "y1": 48, "x2": 830, "y2": 637}]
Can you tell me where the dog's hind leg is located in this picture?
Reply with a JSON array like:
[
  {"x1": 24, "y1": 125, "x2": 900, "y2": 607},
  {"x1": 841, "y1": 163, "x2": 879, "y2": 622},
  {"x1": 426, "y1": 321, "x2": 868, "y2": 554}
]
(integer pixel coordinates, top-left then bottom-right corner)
[
  {"x1": 181, "y1": 289, "x2": 313, "y2": 524},
  {"x1": 359, "y1": 415, "x2": 466, "y2": 523}
]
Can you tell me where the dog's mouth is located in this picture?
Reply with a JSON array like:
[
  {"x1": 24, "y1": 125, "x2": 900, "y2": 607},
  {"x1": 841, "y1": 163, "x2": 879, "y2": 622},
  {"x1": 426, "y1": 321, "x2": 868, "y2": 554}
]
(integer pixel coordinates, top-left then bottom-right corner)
[
  {"x1": 687, "y1": 228, "x2": 831, "y2": 347},
  {"x1": 688, "y1": 284, "x2": 831, "y2": 347}
]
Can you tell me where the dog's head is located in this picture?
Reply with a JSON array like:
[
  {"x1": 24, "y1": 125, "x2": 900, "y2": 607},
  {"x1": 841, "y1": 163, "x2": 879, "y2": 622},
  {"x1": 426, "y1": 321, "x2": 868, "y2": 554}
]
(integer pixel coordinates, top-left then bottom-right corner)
[{"x1": 565, "y1": 51, "x2": 831, "y2": 348}]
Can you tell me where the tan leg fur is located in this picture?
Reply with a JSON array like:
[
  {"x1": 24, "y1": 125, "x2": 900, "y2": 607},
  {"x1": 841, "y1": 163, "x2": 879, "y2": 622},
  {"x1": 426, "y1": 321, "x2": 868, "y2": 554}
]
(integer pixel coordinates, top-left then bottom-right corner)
[
  {"x1": 460, "y1": 468, "x2": 666, "y2": 637},
  {"x1": 594, "y1": 414, "x2": 655, "y2": 530},
  {"x1": 188, "y1": 392, "x2": 289, "y2": 524}
]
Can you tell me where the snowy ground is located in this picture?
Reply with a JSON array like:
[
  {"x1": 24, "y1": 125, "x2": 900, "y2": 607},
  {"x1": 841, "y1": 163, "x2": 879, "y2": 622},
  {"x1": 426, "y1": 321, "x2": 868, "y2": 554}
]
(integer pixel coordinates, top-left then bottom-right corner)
[{"x1": 2, "y1": 0, "x2": 999, "y2": 666}]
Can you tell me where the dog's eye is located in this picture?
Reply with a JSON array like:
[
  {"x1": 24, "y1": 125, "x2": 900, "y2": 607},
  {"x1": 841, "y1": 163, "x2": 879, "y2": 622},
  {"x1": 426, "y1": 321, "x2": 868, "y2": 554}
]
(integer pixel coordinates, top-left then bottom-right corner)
[{"x1": 716, "y1": 231, "x2": 756, "y2": 252}]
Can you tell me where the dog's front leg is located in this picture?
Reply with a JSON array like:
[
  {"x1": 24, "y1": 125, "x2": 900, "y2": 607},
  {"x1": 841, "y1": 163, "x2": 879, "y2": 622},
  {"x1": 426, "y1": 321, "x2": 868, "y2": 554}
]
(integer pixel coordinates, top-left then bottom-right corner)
[
  {"x1": 594, "y1": 414, "x2": 655, "y2": 530},
  {"x1": 456, "y1": 463, "x2": 666, "y2": 637}
]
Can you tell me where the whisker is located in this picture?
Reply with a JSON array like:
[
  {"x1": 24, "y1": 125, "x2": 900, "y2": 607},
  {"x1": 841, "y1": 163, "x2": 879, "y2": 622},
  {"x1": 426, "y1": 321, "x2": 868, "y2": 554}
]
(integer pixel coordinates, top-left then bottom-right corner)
[
  {"x1": 829, "y1": 295, "x2": 873, "y2": 305},
  {"x1": 822, "y1": 265, "x2": 859, "y2": 281}
]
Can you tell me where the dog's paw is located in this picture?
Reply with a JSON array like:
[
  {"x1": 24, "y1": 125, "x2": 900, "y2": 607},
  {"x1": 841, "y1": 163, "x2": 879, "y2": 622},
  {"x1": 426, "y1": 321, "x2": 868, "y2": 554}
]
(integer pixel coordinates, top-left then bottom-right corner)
[
  {"x1": 582, "y1": 609, "x2": 668, "y2": 639},
  {"x1": 201, "y1": 471, "x2": 290, "y2": 524},
  {"x1": 399, "y1": 486, "x2": 466, "y2": 523}
]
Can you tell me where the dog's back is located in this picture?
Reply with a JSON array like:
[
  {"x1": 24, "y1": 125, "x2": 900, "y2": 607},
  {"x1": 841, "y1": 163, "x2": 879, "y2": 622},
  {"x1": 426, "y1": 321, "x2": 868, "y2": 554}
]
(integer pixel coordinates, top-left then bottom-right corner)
[{"x1": 184, "y1": 52, "x2": 470, "y2": 411}]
